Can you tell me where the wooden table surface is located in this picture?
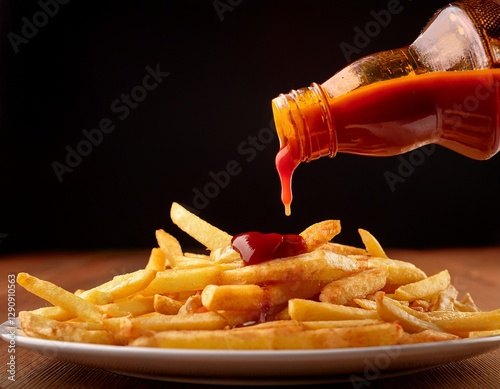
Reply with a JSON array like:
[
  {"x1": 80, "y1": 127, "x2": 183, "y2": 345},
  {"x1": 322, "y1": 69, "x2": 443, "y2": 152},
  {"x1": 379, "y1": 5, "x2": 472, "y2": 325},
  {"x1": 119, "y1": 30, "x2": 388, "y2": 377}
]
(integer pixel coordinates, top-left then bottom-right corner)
[{"x1": 1, "y1": 246, "x2": 499, "y2": 389}]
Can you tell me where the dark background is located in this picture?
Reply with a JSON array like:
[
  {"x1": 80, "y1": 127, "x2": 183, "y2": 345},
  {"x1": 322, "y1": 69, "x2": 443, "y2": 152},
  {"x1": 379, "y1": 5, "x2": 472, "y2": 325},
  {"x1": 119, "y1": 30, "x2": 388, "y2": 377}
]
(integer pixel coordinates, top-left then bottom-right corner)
[{"x1": 1, "y1": 0, "x2": 499, "y2": 254}]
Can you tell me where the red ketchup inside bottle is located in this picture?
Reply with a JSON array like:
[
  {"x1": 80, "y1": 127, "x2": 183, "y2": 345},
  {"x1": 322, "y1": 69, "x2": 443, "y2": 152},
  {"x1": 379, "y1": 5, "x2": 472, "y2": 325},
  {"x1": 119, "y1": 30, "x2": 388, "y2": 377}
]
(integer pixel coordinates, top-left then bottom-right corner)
[{"x1": 231, "y1": 232, "x2": 308, "y2": 265}]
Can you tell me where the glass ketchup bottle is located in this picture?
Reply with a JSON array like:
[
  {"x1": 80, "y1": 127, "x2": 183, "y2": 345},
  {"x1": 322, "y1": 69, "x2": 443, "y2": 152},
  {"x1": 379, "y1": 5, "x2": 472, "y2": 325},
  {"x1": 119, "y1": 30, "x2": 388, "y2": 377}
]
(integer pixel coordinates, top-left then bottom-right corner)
[{"x1": 273, "y1": 0, "x2": 500, "y2": 216}]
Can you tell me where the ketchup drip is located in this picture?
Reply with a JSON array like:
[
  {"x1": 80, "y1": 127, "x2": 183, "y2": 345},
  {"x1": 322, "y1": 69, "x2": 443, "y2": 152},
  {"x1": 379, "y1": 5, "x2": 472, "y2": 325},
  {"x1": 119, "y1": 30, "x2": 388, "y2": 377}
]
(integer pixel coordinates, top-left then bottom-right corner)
[
  {"x1": 231, "y1": 232, "x2": 307, "y2": 265},
  {"x1": 275, "y1": 145, "x2": 300, "y2": 217}
]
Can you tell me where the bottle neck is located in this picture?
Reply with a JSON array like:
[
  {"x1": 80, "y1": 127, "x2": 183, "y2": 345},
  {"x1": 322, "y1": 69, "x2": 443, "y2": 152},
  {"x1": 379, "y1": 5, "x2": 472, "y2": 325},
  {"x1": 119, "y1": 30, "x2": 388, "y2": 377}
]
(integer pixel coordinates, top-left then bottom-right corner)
[{"x1": 272, "y1": 83, "x2": 337, "y2": 164}]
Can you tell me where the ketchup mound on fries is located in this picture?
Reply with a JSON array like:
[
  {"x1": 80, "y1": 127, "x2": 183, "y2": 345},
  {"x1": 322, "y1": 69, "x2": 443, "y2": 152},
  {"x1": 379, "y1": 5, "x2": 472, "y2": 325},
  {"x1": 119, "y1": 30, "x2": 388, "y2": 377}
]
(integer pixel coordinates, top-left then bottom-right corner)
[{"x1": 231, "y1": 232, "x2": 307, "y2": 265}]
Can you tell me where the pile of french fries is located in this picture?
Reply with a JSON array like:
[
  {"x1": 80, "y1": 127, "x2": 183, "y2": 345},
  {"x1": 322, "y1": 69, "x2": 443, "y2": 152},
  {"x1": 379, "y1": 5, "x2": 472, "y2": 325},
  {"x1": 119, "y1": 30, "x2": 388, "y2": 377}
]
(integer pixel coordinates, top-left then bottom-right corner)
[{"x1": 17, "y1": 202, "x2": 500, "y2": 349}]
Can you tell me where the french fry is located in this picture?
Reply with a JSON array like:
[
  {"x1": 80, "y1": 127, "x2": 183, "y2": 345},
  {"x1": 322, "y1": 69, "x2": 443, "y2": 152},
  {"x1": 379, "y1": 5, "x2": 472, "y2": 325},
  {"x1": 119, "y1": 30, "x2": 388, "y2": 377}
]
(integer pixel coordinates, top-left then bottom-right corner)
[
  {"x1": 202, "y1": 284, "x2": 265, "y2": 311},
  {"x1": 141, "y1": 265, "x2": 230, "y2": 295},
  {"x1": 210, "y1": 246, "x2": 243, "y2": 264},
  {"x1": 77, "y1": 290, "x2": 114, "y2": 305},
  {"x1": 376, "y1": 294, "x2": 443, "y2": 333},
  {"x1": 367, "y1": 257, "x2": 427, "y2": 286},
  {"x1": 178, "y1": 294, "x2": 206, "y2": 314},
  {"x1": 301, "y1": 319, "x2": 383, "y2": 329},
  {"x1": 393, "y1": 270, "x2": 450, "y2": 301},
  {"x1": 399, "y1": 329, "x2": 460, "y2": 344},
  {"x1": 17, "y1": 273, "x2": 102, "y2": 323},
  {"x1": 156, "y1": 229, "x2": 183, "y2": 257},
  {"x1": 468, "y1": 330, "x2": 500, "y2": 338},
  {"x1": 426, "y1": 309, "x2": 500, "y2": 334},
  {"x1": 264, "y1": 280, "x2": 326, "y2": 306},
  {"x1": 429, "y1": 284, "x2": 459, "y2": 311},
  {"x1": 145, "y1": 247, "x2": 168, "y2": 271},
  {"x1": 289, "y1": 299, "x2": 380, "y2": 321},
  {"x1": 218, "y1": 310, "x2": 264, "y2": 327},
  {"x1": 218, "y1": 250, "x2": 366, "y2": 285},
  {"x1": 153, "y1": 294, "x2": 184, "y2": 315},
  {"x1": 322, "y1": 242, "x2": 367, "y2": 256},
  {"x1": 78, "y1": 269, "x2": 156, "y2": 303},
  {"x1": 130, "y1": 321, "x2": 403, "y2": 349},
  {"x1": 128, "y1": 311, "x2": 228, "y2": 331},
  {"x1": 299, "y1": 220, "x2": 341, "y2": 252},
  {"x1": 454, "y1": 293, "x2": 480, "y2": 312},
  {"x1": 319, "y1": 267, "x2": 388, "y2": 305},
  {"x1": 358, "y1": 228, "x2": 388, "y2": 258},
  {"x1": 97, "y1": 296, "x2": 155, "y2": 318},
  {"x1": 201, "y1": 281, "x2": 325, "y2": 312},
  {"x1": 353, "y1": 298, "x2": 378, "y2": 310},
  {"x1": 170, "y1": 202, "x2": 232, "y2": 251},
  {"x1": 19, "y1": 311, "x2": 116, "y2": 344},
  {"x1": 172, "y1": 255, "x2": 215, "y2": 269},
  {"x1": 29, "y1": 306, "x2": 75, "y2": 321}
]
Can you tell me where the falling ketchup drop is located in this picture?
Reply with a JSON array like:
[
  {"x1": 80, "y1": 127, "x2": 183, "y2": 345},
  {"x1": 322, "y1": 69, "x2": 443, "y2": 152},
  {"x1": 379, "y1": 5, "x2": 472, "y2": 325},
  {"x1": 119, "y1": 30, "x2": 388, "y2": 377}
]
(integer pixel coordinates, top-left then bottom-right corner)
[
  {"x1": 231, "y1": 232, "x2": 308, "y2": 265},
  {"x1": 275, "y1": 145, "x2": 300, "y2": 216}
]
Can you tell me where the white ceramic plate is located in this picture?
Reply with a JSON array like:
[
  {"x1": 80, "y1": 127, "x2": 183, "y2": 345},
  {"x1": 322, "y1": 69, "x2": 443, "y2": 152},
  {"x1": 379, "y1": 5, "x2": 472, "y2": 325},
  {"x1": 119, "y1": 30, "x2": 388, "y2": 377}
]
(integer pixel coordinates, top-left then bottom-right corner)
[{"x1": 2, "y1": 319, "x2": 500, "y2": 386}]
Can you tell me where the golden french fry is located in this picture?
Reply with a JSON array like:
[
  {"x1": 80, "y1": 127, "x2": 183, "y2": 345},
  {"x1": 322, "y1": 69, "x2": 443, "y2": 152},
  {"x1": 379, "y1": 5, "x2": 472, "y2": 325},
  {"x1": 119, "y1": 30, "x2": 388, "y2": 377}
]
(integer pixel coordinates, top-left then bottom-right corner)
[
  {"x1": 454, "y1": 293, "x2": 480, "y2": 312},
  {"x1": 429, "y1": 284, "x2": 459, "y2": 311},
  {"x1": 468, "y1": 330, "x2": 500, "y2": 338},
  {"x1": 367, "y1": 257, "x2": 427, "y2": 286},
  {"x1": 17, "y1": 273, "x2": 102, "y2": 323},
  {"x1": 153, "y1": 294, "x2": 184, "y2": 315},
  {"x1": 210, "y1": 246, "x2": 242, "y2": 264},
  {"x1": 202, "y1": 284, "x2": 265, "y2": 311},
  {"x1": 170, "y1": 202, "x2": 232, "y2": 251},
  {"x1": 288, "y1": 299, "x2": 380, "y2": 321},
  {"x1": 141, "y1": 265, "x2": 231, "y2": 295},
  {"x1": 299, "y1": 220, "x2": 341, "y2": 252},
  {"x1": 156, "y1": 229, "x2": 183, "y2": 257},
  {"x1": 78, "y1": 290, "x2": 114, "y2": 305},
  {"x1": 353, "y1": 299, "x2": 378, "y2": 310},
  {"x1": 130, "y1": 321, "x2": 403, "y2": 349},
  {"x1": 129, "y1": 311, "x2": 228, "y2": 331},
  {"x1": 19, "y1": 311, "x2": 116, "y2": 344},
  {"x1": 178, "y1": 294, "x2": 205, "y2": 314},
  {"x1": 173, "y1": 255, "x2": 214, "y2": 269},
  {"x1": 398, "y1": 329, "x2": 460, "y2": 344},
  {"x1": 319, "y1": 267, "x2": 388, "y2": 305},
  {"x1": 264, "y1": 280, "x2": 326, "y2": 306},
  {"x1": 273, "y1": 307, "x2": 290, "y2": 321},
  {"x1": 376, "y1": 294, "x2": 443, "y2": 333},
  {"x1": 218, "y1": 250, "x2": 366, "y2": 285},
  {"x1": 97, "y1": 296, "x2": 154, "y2": 318},
  {"x1": 218, "y1": 310, "x2": 264, "y2": 327},
  {"x1": 358, "y1": 229, "x2": 388, "y2": 258},
  {"x1": 301, "y1": 319, "x2": 383, "y2": 329},
  {"x1": 145, "y1": 248, "x2": 168, "y2": 271},
  {"x1": 426, "y1": 309, "x2": 500, "y2": 334},
  {"x1": 394, "y1": 270, "x2": 450, "y2": 301},
  {"x1": 322, "y1": 242, "x2": 367, "y2": 256},
  {"x1": 78, "y1": 269, "x2": 156, "y2": 303},
  {"x1": 29, "y1": 306, "x2": 75, "y2": 321},
  {"x1": 409, "y1": 299, "x2": 431, "y2": 312}
]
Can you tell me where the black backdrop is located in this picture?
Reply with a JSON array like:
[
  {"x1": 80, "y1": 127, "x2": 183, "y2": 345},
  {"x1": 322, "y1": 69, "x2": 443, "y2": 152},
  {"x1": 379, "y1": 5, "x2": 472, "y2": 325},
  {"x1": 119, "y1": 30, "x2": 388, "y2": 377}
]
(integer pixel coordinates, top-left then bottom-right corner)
[{"x1": 1, "y1": 0, "x2": 499, "y2": 254}]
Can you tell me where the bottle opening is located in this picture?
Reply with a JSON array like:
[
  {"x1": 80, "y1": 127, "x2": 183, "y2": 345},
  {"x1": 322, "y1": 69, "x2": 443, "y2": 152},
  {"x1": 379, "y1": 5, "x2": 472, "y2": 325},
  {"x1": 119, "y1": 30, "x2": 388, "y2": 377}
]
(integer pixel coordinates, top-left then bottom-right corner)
[{"x1": 272, "y1": 84, "x2": 337, "y2": 215}]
